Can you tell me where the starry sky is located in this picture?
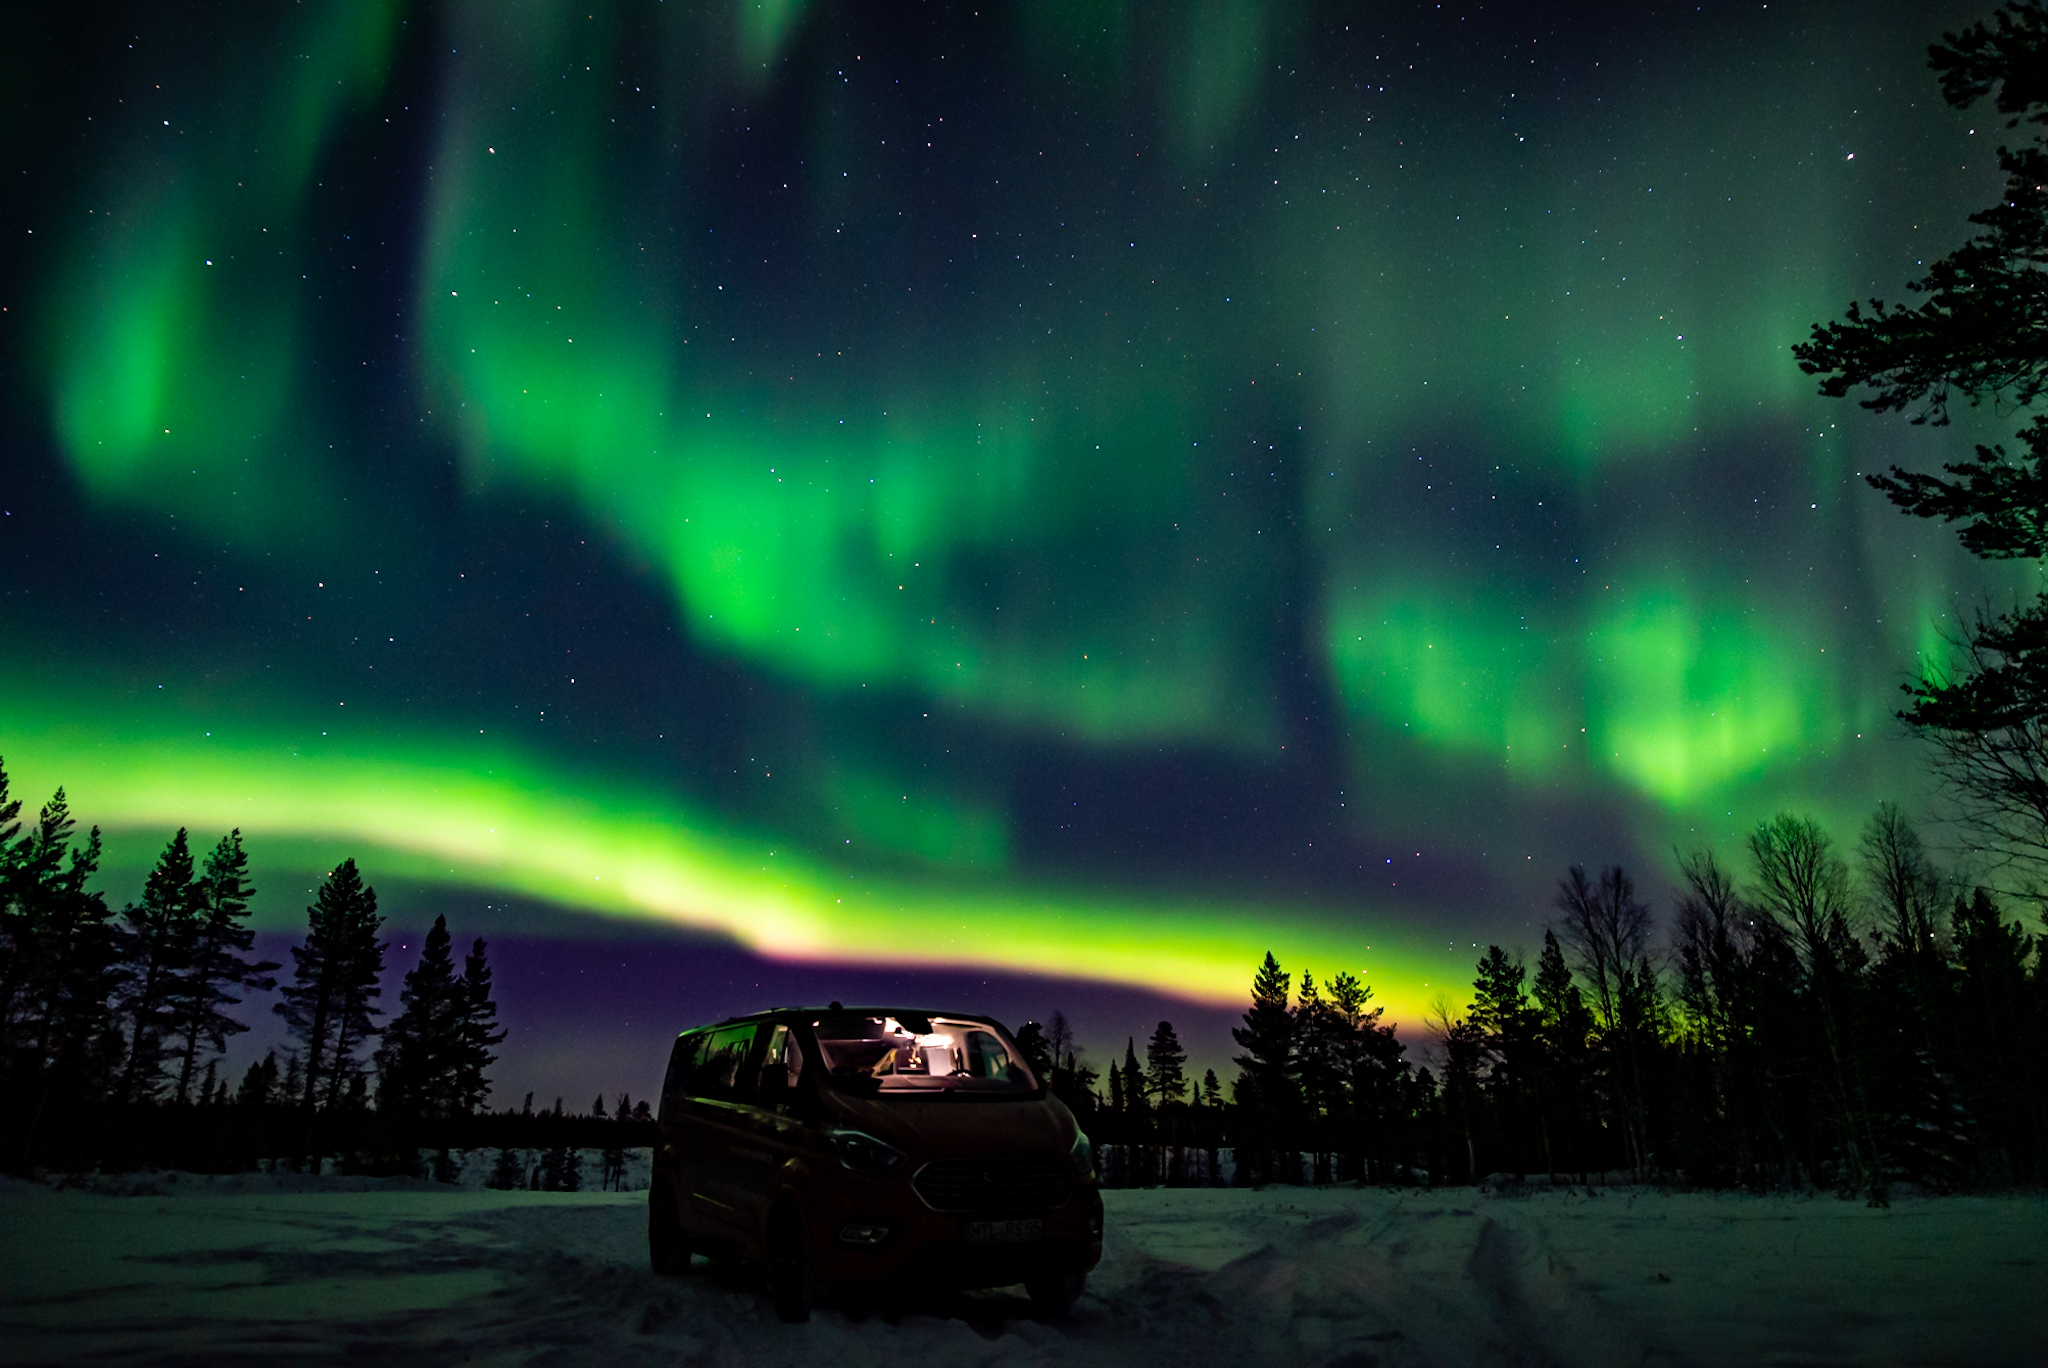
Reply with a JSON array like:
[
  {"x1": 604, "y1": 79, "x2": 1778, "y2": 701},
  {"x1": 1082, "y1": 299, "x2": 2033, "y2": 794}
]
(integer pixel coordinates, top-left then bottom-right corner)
[{"x1": 0, "y1": 0, "x2": 2019, "y2": 1100}]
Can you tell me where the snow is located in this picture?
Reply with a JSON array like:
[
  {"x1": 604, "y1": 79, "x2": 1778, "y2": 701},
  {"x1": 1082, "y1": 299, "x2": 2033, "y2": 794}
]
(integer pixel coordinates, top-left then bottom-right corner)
[{"x1": 3, "y1": 1174, "x2": 2043, "y2": 1366}]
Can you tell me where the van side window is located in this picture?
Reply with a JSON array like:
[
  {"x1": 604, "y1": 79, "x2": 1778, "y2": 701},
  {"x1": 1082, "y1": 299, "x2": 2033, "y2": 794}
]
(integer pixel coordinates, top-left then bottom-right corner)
[
  {"x1": 661, "y1": 1034, "x2": 705, "y2": 1118},
  {"x1": 757, "y1": 1023, "x2": 804, "y2": 1105},
  {"x1": 691, "y1": 1022, "x2": 763, "y2": 1102}
]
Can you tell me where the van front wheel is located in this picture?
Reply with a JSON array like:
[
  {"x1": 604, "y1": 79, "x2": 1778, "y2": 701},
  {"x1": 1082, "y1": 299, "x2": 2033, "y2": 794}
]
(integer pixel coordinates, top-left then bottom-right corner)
[{"x1": 767, "y1": 1203, "x2": 815, "y2": 1323}]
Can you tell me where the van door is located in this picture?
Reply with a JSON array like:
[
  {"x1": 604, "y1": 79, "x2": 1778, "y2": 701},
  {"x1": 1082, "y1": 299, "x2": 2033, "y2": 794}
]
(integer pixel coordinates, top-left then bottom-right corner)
[
  {"x1": 721, "y1": 1022, "x2": 812, "y2": 1236},
  {"x1": 679, "y1": 1022, "x2": 768, "y2": 1242}
]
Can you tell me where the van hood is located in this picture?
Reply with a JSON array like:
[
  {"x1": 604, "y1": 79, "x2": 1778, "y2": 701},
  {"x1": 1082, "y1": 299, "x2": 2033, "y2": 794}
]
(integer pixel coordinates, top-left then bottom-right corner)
[{"x1": 828, "y1": 1092, "x2": 1076, "y2": 1161}]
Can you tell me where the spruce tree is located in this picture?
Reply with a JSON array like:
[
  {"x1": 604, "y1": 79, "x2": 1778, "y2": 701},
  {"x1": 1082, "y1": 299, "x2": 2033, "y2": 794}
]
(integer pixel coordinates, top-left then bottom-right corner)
[
  {"x1": 238, "y1": 1051, "x2": 279, "y2": 1107},
  {"x1": 1231, "y1": 951, "x2": 1297, "y2": 1110},
  {"x1": 1470, "y1": 947, "x2": 1537, "y2": 1178},
  {"x1": 275, "y1": 859, "x2": 386, "y2": 1114},
  {"x1": 1325, "y1": 970, "x2": 1402, "y2": 1182},
  {"x1": 169, "y1": 832, "x2": 276, "y2": 1104},
  {"x1": 1230, "y1": 951, "x2": 1298, "y2": 1183},
  {"x1": 1533, "y1": 928, "x2": 1594, "y2": 1181},
  {"x1": 1013, "y1": 1020, "x2": 1055, "y2": 1081},
  {"x1": 1951, "y1": 888, "x2": 2045, "y2": 1180},
  {"x1": 0, "y1": 758, "x2": 26, "y2": 1042},
  {"x1": 487, "y1": 1145, "x2": 524, "y2": 1190},
  {"x1": 1858, "y1": 809, "x2": 1967, "y2": 1188},
  {"x1": 1293, "y1": 975, "x2": 1346, "y2": 1182},
  {"x1": 117, "y1": 829, "x2": 199, "y2": 1102}
]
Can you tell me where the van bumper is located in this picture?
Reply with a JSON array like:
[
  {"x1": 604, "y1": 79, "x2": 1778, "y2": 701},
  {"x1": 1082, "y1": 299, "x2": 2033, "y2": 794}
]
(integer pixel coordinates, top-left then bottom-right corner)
[{"x1": 813, "y1": 1184, "x2": 1103, "y2": 1290}]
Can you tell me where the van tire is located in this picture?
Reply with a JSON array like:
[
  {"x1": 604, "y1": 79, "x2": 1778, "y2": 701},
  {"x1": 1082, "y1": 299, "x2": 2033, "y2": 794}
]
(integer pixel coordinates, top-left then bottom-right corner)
[
  {"x1": 648, "y1": 1179, "x2": 690, "y2": 1275},
  {"x1": 767, "y1": 1202, "x2": 815, "y2": 1323},
  {"x1": 1026, "y1": 1269, "x2": 1085, "y2": 1319}
]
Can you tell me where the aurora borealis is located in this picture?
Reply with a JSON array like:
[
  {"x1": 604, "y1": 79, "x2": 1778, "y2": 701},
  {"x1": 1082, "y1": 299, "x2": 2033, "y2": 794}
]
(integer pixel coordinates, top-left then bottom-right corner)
[{"x1": 0, "y1": 0, "x2": 2022, "y2": 1095}]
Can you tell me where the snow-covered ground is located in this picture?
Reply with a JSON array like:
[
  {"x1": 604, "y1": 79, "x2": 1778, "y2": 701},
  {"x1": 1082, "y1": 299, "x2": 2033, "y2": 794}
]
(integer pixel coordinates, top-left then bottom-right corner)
[{"x1": 3, "y1": 1173, "x2": 2043, "y2": 1367}]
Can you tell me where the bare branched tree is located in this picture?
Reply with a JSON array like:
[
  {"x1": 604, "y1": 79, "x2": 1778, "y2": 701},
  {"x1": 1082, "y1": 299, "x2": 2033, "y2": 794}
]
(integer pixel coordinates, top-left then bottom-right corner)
[
  {"x1": 1746, "y1": 814, "x2": 1888, "y2": 1201},
  {"x1": 1860, "y1": 800, "x2": 1947, "y2": 955},
  {"x1": 1553, "y1": 865, "x2": 1655, "y2": 1035},
  {"x1": 1553, "y1": 865, "x2": 1659, "y2": 1177}
]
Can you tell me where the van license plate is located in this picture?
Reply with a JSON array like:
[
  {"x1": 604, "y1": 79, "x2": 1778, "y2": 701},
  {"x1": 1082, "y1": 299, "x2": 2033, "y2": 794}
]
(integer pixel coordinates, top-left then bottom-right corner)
[{"x1": 964, "y1": 1219, "x2": 1042, "y2": 1243}]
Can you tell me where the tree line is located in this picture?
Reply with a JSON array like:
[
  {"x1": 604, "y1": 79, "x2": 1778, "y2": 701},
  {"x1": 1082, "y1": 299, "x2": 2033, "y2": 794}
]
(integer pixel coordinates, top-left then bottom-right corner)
[
  {"x1": 0, "y1": 759, "x2": 539, "y2": 1173},
  {"x1": 1042, "y1": 803, "x2": 2045, "y2": 1200}
]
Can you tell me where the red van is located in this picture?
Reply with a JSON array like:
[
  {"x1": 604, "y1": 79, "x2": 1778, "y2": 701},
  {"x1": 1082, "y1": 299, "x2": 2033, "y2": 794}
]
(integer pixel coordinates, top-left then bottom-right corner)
[{"x1": 649, "y1": 1005, "x2": 1104, "y2": 1321}]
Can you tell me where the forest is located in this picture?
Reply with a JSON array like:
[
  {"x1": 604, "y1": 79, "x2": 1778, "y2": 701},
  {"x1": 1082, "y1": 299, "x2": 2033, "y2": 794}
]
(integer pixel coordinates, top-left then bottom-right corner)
[
  {"x1": 1051, "y1": 803, "x2": 2048, "y2": 1202},
  {"x1": 4, "y1": 750, "x2": 2041, "y2": 1202},
  {"x1": 0, "y1": 762, "x2": 651, "y2": 1182}
]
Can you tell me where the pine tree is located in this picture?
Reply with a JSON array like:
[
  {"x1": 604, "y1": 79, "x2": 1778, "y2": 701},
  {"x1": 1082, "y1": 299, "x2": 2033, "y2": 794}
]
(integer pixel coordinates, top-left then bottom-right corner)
[
  {"x1": 1146, "y1": 1020, "x2": 1188, "y2": 1186},
  {"x1": 169, "y1": 832, "x2": 276, "y2": 1104},
  {"x1": 453, "y1": 937, "x2": 505, "y2": 1114},
  {"x1": 1145, "y1": 1021, "x2": 1186, "y2": 1107},
  {"x1": 1796, "y1": 2, "x2": 2048, "y2": 882},
  {"x1": 5, "y1": 788, "x2": 127, "y2": 1156},
  {"x1": 275, "y1": 859, "x2": 386, "y2": 1116},
  {"x1": 117, "y1": 829, "x2": 199, "y2": 1102},
  {"x1": 375, "y1": 915, "x2": 464, "y2": 1119}
]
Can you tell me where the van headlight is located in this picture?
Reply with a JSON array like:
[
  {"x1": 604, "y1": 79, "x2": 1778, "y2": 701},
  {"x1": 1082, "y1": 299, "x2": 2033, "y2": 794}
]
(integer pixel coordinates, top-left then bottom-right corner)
[
  {"x1": 829, "y1": 1128, "x2": 908, "y2": 1176},
  {"x1": 1069, "y1": 1130, "x2": 1095, "y2": 1179}
]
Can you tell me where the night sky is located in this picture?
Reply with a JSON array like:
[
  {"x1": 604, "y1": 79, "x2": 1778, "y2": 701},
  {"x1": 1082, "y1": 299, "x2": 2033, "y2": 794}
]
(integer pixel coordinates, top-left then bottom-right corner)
[{"x1": 0, "y1": 0, "x2": 2018, "y2": 1101}]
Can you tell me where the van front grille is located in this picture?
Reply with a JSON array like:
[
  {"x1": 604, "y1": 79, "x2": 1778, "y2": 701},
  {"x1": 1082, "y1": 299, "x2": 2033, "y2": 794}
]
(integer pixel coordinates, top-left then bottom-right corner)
[{"x1": 911, "y1": 1156, "x2": 1075, "y2": 1213}]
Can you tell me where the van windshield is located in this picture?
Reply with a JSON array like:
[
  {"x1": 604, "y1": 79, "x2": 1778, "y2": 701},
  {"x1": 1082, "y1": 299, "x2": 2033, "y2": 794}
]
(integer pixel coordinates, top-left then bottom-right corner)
[{"x1": 812, "y1": 1014, "x2": 1036, "y2": 1096}]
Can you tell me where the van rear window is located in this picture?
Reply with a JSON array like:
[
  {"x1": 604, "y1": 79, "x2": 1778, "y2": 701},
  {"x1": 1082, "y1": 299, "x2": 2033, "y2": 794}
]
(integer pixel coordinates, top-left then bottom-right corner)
[{"x1": 812, "y1": 1015, "x2": 1035, "y2": 1095}]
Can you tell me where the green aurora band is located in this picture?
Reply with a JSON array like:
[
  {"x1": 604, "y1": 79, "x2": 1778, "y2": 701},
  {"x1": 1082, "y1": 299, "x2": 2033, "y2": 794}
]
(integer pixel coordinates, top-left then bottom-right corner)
[
  {"x1": 0, "y1": 681, "x2": 1458, "y2": 1017},
  {"x1": 8, "y1": 0, "x2": 2021, "y2": 1019}
]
